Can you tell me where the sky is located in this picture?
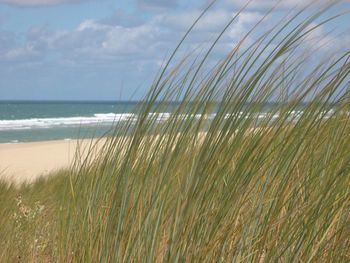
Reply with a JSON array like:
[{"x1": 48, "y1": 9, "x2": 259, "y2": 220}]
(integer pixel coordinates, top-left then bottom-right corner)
[{"x1": 0, "y1": 0, "x2": 349, "y2": 101}]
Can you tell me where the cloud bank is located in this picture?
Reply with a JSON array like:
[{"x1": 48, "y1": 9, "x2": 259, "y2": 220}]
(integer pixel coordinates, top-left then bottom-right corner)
[
  {"x1": 0, "y1": 0, "x2": 348, "y2": 100},
  {"x1": 0, "y1": 9, "x2": 263, "y2": 64}
]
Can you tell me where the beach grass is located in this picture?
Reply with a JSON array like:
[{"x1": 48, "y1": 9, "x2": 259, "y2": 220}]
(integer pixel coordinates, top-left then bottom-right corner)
[{"x1": 1, "y1": 2, "x2": 350, "y2": 262}]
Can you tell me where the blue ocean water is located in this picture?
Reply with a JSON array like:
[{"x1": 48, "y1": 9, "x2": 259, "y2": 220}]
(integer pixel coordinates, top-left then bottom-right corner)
[
  {"x1": 0, "y1": 101, "x2": 338, "y2": 144},
  {"x1": 0, "y1": 101, "x2": 141, "y2": 143}
]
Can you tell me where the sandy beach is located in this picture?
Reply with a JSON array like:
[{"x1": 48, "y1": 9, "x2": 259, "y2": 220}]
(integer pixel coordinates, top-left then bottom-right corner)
[{"x1": 0, "y1": 138, "x2": 105, "y2": 183}]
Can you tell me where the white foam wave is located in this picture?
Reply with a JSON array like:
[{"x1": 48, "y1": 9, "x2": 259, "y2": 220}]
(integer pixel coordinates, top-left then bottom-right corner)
[
  {"x1": 0, "y1": 113, "x2": 137, "y2": 131},
  {"x1": 0, "y1": 110, "x2": 344, "y2": 131}
]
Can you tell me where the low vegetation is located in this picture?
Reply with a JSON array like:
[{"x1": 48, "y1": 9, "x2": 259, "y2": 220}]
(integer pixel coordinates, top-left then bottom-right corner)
[{"x1": 1, "y1": 2, "x2": 349, "y2": 262}]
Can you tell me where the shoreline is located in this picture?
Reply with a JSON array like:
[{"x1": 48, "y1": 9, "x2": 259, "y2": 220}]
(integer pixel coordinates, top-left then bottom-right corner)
[
  {"x1": 0, "y1": 138, "x2": 75, "y2": 145},
  {"x1": 0, "y1": 137, "x2": 106, "y2": 183},
  {"x1": 0, "y1": 137, "x2": 91, "y2": 145}
]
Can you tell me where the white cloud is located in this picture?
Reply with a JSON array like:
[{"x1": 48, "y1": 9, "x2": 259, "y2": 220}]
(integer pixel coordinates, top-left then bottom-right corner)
[
  {"x1": 226, "y1": 0, "x2": 305, "y2": 8},
  {"x1": 156, "y1": 10, "x2": 234, "y2": 32},
  {"x1": 0, "y1": 5, "x2": 347, "y2": 69},
  {"x1": 153, "y1": 9, "x2": 262, "y2": 39},
  {"x1": 0, "y1": 30, "x2": 43, "y2": 62},
  {"x1": 0, "y1": 6, "x2": 328, "y2": 65},
  {"x1": 0, "y1": 41, "x2": 41, "y2": 62},
  {"x1": 101, "y1": 24, "x2": 158, "y2": 54},
  {"x1": 1, "y1": 1, "x2": 348, "y2": 101},
  {"x1": 25, "y1": 19, "x2": 161, "y2": 64},
  {"x1": 77, "y1": 20, "x2": 110, "y2": 32},
  {"x1": 1, "y1": 46, "x2": 37, "y2": 61}
]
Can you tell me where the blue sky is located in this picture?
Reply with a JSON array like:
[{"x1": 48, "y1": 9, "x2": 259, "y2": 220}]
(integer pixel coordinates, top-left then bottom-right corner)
[{"x1": 0, "y1": 0, "x2": 349, "y2": 101}]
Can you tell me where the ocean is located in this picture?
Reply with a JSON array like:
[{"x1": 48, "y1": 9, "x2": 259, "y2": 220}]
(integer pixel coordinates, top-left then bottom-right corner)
[
  {"x1": 0, "y1": 101, "x2": 339, "y2": 144},
  {"x1": 0, "y1": 101, "x2": 142, "y2": 143}
]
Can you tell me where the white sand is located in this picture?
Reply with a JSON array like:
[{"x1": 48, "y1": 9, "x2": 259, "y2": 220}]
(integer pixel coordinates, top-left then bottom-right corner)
[{"x1": 0, "y1": 138, "x2": 105, "y2": 183}]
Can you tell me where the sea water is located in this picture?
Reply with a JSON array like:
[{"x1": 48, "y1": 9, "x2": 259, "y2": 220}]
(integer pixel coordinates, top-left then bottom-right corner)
[
  {"x1": 0, "y1": 101, "x2": 341, "y2": 144},
  {"x1": 0, "y1": 101, "x2": 142, "y2": 143}
]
